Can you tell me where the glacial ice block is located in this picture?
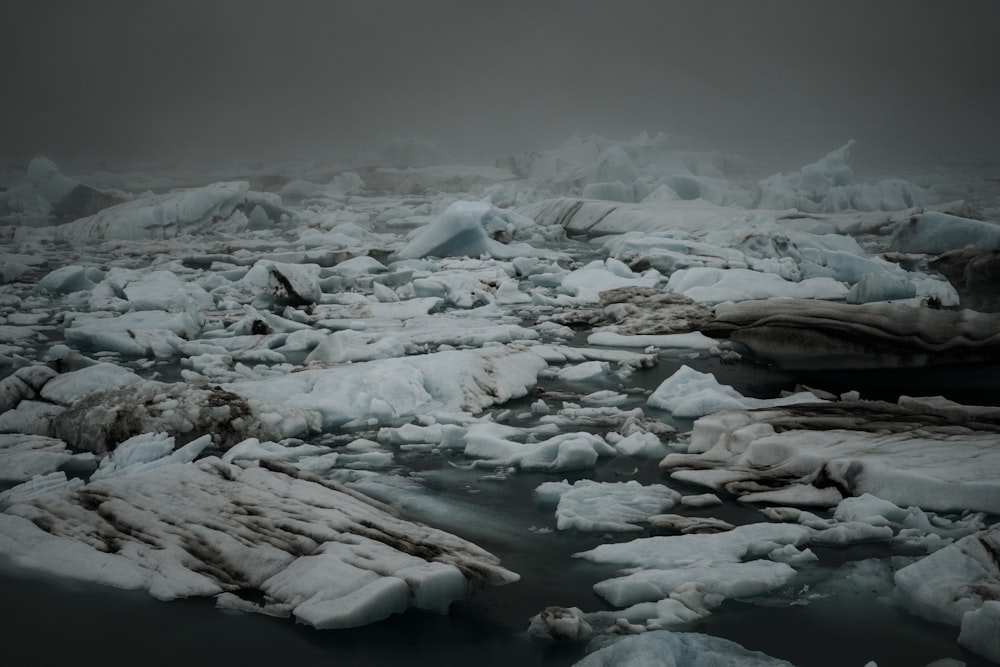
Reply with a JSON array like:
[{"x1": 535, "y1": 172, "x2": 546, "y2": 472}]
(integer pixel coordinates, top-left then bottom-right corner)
[
  {"x1": 704, "y1": 299, "x2": 1000, "y2": 369},
  {"x1": 0, "y1": 457, "x2": 518, "y2": 627},
  {"x1": 661, "y1": 399, "x2": 1000, "y2": 513},
  {"x1": 394, "y1": 200, "x2": 542, "y2": 260}
]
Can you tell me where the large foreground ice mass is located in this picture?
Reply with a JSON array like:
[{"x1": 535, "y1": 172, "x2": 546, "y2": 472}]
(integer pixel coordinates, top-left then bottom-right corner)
[{"x1": 0, "y1": 457, "x2": 518, "y2": 627}]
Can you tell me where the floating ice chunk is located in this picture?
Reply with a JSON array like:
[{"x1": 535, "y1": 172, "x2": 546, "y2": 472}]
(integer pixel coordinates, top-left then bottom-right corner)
[
  {"x1": 39, "y1": 362, "x2": 143, "y2": 405},
  {"x1": 648, "y1": 514, "x2": 734, "y2": 534},
  {"x1": 703, "y1": 299, "x2": 1000, "y2": 370},
  {"x1": 647, "y1": 365, "x2": 822, "y2": 419},
  {"x1": 240, "y1": 260, "x2": 322, "y2": 306},
  {"x1": 528, "y1": 606, "x2": 594, "y2": 641},
  {"x1": 594, "y1": 560, "x2": 796, "y2": 609},
  {"x1": 0, "y1": 400, "x2": 64, "y2": 435},
  {"x1": 226, "y1": 346, "x2": 546, "y2": 430},
  {"x1": 91, "y1": 432, "x2": 212, "y2": 480},
  {"x1": 0, "y1": 457, "x2": 517, "y2": 626},
  {"x1": 662, "y1": 401, "x2": 1000, "y2": 513},
  {"x1": 557, "y1": 360, "x2": 610, "y2": 383},
  {"x1": 329, "y1": 171, "x2": 365, "y2": 194},
  {"x1": 680, "y1": 493, "x2": 723, "y2": 508},
  {"x1": 577, "y1": 522, "x2": 811, "y2": 571},
  {"x1": 576, "y1": 630, "x2": 794, "y2": 667},
  {"x1": 37, "y1": 265, "x2": 105, "y2": 294},
  {"x1": 667, "y1": 266, "x2": 848, "y2": 305},
  {"x1": 535, "y1": 479, "x2": 680, "y2": 532},
  {"x1": 891, "y1": 211, "x2": 1000, "y2": 254},
  {"x1": 893, "y1": 523, "x2": 1000, "y2": 627},
  {"x1": 305, "y1": 330, "x2": 406, "y2": 365},
  {"x1": 612, "y1": 431, "x2": 667, "y2": 457},
  {"x1": 330, "y1": 255, "x2": 385, "y2": 277},
  {"x1": 222, "y1": 437, "x2": 315, "y2": 464},
  {"x1": 64, "y1": 310, "x2": 201, "y2": 358},
  {"x1": 54, "y1": 181, "x2": 252, "y2": 241},
  {"x1": 376, "y1": 423, "x2": 465, "y2": 450},
  {"x1": 0, "y1": 365, "x2": 56, "y2": 412},
  {"x1": 311, "y1": 297, "x2": 442, "y2": 321},
  {"x1": 588, "y1": 331, "x2": 718, "y2": 350},
  {"x1": 463, "y1": 426, "x2": 614, "y2": 472},
  {"x1": 959, "y1": 600, "x2": 1000, "y2": 663},
  {"x1": 754, "y1": 141, "x2": 935, "y2": 213},
  {"x1": 122, "y1": 270, "x2": 213, "y2": 312},
  {"x1": 846, "y1": 272, "x2": 916, "y2": 304},
  {"x1": 574, "y1": 523, "x2": 808, "y2": 628},
  {"x1": 581, "y1": 390, "x2": 629, "y2": 407},
  {"x1": 1, "y1": 156, "x2": 124, "y2": 219},
  {"x1": 834, "y1": 493, "x2": 984, "y2": 540},
  {"x1": 561, "y1": 260, "x2": 659, "y2": 303},
  {"x1": 394, "y1": 201, "x2": 541, "y2": 260}
]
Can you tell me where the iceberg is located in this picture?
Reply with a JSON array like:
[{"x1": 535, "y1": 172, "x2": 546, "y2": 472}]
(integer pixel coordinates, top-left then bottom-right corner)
[
  {"x1": 704, "y1": 298, "x2": 1000, "y2": 369},
  {"x1": 647, "y1": 365, "x2": 823, "y2": 419},
  {"x1": 394, "y1": 200, "x2": 544, "y2": 260},
  {"x1": 891, "y1": 211, "x2": 1000, "y2": 254},
  {"x1": 53, "y1": 181, "x2": 257, "y2": 241},
  {"x1": 754, "y1": 142, "x2": 936, "y2": 213}
]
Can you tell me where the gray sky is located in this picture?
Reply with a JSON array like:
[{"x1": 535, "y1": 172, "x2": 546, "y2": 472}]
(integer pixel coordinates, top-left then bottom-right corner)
[{"x1": 3, "y1": 0, "x2": 999, "y2": 167}]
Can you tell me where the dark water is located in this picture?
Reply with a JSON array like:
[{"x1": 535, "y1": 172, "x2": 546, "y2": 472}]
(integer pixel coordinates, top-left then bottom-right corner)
[{"x1": 1, "y1": 355, "x2": 996, "y2": 666}]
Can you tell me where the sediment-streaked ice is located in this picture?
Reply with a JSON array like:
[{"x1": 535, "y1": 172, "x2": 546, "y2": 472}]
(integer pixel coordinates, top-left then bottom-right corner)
[
  {"x1": 0, "y1": 457, "x2": 518, "y2": 628},
  {"x1": 662, "y1": 398, "x2": 1000, "y2": 513}
]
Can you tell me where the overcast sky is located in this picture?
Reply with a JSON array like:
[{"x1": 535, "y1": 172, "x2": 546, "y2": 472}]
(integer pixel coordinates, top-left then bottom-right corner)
[{"x1": 3, "y1": 0, "x2": 998, "y2": 167}]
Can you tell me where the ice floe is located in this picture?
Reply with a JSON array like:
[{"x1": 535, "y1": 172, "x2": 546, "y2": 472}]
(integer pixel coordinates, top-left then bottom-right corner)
[
  {"x1": 0, "y1": 456, "x2": 517, "y2": 627},
  {"x1": 661, "y1": 398, "x2": 1000, "y2": 513},
  {"x1": 704, "y1": 299, "x2": 1000, "y2": 369},
  {"x1": 647, "y1": 365, "x2": 824, "y2": 419},
  {"x1": 535, "y1": 479, "x2": 681, "y2": 532}
]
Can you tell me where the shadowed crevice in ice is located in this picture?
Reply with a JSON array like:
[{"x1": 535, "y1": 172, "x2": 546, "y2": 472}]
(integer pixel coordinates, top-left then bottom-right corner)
[
  {"x1": 703, "y1": 299, "x2": 1000, "y2": 369},
  {"x1": 661, "y1": 397, "x2": 1000, "y2": 513},
  {"x1": 0, "y1": 456, "x2": 518, "y2": 629}
]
